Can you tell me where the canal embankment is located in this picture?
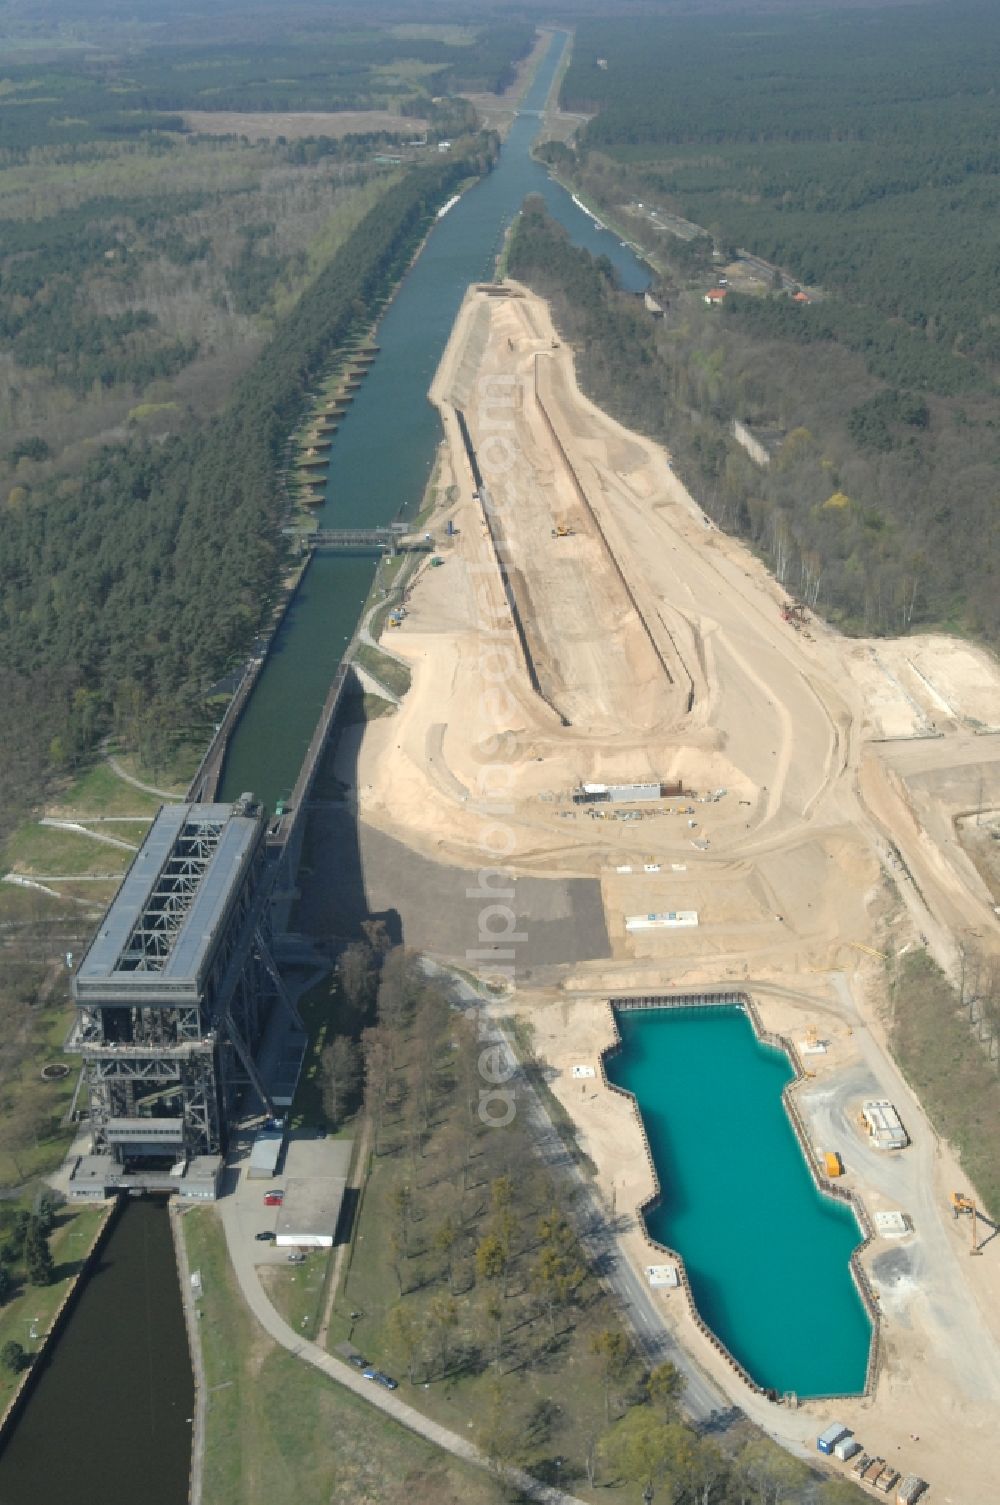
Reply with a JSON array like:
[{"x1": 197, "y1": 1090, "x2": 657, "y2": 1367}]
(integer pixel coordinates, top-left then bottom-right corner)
[
  {"x1": 0, "y1": 1198, "x2": 194, "y2": 1505},
  {"x1": 0, "y1": 1197, "x2": 120, "y2": 1453},
  {"x1": 171, "y1": 1203, "x2": 206, "y2": 1505}
]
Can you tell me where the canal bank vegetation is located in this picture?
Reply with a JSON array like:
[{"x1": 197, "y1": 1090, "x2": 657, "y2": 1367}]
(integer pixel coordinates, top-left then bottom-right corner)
[
  {"x1": 354, "y1": 644, "x2": 413, "y2": 702},
  {"x1": 180, "y1": 1207, "x2": 503, "y2": 1505},
  {"x1": 0, "y1": 144, "x2": 493, "y2": 843},
  {"x1": 890, "y1": 949, "x2": 1000, "y2": 1221},
  {"x1": 0, "y1": 3, "x2": 518, "y2": 848},
  {"x1": 0, "y1": 1202, "x2": 106, "y2": 1415}
]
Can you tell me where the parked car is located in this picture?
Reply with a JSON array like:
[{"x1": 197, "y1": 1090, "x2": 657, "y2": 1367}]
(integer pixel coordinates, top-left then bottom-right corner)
[
  {"x1": 264, "y1": 1191, "x2": 284, "y2": 1206},
  {"x1": 347, "y1": 1353, "x2": 368, "y2": 1370},
  {"x1": 254, "y1": 1231, "x2": 275, "y2": 1242},
  {"x1": 362, "y1": 1368, "x2": 398, "y2": 1391},
  {"x1": 286, "y1": 1252, "x2": 305, "y2": 1264}
]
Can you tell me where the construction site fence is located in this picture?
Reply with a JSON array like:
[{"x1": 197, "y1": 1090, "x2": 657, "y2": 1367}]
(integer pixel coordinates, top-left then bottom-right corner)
[{"x1": 598, "y1": 991, "x2": 880, "y2": 1402}]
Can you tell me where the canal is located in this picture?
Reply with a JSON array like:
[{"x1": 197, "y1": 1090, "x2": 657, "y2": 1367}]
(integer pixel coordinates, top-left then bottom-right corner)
[
  {"x1": 605, "y1": 1004, "x2": 873, "y2": 1397},
  {"x1": 0, "y1": 32, "x2": 652, "y2": 1503},
  {"x1": 219, "y1": 27, "x2": 651, "y2": 807},
  {"x1": 0, "y1": 1202, "x2": 193, "y2": 1505}
]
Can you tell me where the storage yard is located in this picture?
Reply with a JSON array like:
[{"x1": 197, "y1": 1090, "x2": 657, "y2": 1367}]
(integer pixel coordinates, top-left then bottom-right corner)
[{"x1": 340, "y1": 281, "x2": 1000, "y2": 1500}]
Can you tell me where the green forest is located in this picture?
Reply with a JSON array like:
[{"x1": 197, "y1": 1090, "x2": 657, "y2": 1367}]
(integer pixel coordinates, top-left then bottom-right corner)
[
  {"x1": 508, "y1": 197, "x2": 999, "y2": 645},
  {"x1": 0, "y1": 153, "x2": 485, "y2": 807},
  {"x1": 0, "y1": 22, "x2": 532, "y2": 150},
  {"x1": 560, "y1": 3, "x2": 1000, "y2": 384},
  {"x1": 0, "y1": 8, "x2": 515, "y2": 835},
  {"x1": 537, "y1": 0, "x2": 999, "y2": 648}
]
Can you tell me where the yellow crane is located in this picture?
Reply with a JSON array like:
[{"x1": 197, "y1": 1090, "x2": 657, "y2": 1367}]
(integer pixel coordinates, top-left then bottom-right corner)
[{"x1": 952, "y1": 1191, "x2": 984, "y2": 1255}]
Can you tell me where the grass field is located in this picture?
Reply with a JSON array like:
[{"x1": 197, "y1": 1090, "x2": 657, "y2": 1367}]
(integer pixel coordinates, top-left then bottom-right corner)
[
  {"x1": 354, "y1": 643, "x2": 412, "y2": 700},
  {"x1": 111, "y1": 742, "x2": 204, "y2": 797},
  {"x1": 337, "y1": 691, "x2": 397, "y2": 728},
  {"x1": 259, "y1": 1250, "x2": 332, "y2": 1341},
  {"x1": 46, "y1": 763, "x2": 162, "y2": 820},
  {"x1": 180, "y1": 1208, "x2": 504, "y2": 1505},
  {"x1": 2, "y1": 823, "x2": 130, "y2": 881}
]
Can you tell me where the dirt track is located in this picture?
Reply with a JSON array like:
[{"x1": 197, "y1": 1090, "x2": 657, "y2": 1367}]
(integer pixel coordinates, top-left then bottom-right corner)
[{"x1": 347, "y1": 282, "x2": 1000, "y2": 1501}]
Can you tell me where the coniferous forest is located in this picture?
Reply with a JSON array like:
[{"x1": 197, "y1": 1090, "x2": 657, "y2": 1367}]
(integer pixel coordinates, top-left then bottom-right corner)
[
  {"x1": 535, "y1": 1, "x2": 999, "y2": 648},
  {"x1": 0, "y1": 9, "x2": 516, "y2": 832}
]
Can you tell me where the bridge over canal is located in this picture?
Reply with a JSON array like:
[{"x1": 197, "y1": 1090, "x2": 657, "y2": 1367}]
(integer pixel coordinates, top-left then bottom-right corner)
[{"x1": 286, "y1": 525, "x2": 434, "y2": 555}]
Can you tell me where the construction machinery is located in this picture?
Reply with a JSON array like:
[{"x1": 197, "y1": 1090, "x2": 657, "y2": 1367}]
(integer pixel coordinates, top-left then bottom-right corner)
[
  {"x1": 850, "y1": 940, "x2": 885, "y2": 960},
  {"x1": 550, "y1": 524, "x2": 575, "y2": 538},
  {"x1": 780, "y1": 600, "x2": 808, "y2": 629},
  {"x1": 952, "y1": 1191, "x2": 984, "y2": 1255}
]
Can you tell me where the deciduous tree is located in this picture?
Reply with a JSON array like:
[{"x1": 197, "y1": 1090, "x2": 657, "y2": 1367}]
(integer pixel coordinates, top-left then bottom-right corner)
[{"x1": 320, "y1": 1034, "x2": 361, "y2": 1127}]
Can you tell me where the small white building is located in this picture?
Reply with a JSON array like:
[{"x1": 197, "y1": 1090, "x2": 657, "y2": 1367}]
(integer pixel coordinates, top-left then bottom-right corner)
[{"x1": 862, "y1": 1100, "x2": 909, "y2": 1150}]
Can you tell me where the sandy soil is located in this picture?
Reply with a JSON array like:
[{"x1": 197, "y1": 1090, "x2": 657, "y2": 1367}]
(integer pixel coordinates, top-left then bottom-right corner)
[
  {"x1": 345, "y1": 281, "x2": 1000, "y2": 1502},
  {"x1": 180, "y1": 110, "x2": 427, "y2": 141}
]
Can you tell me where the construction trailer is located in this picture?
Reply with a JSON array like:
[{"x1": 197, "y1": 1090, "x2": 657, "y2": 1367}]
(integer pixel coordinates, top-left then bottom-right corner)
[
  {"x1": 817, "y1": 1423, "x2": 850, "y2": 1455},
  {"x1": 861, "y1": 1100, "x2": 909, "y2": 1150},
  {"x1": 67, "y1": 796, "x2": 303, "y2": 1197},
  {"x1": 573, "y1": 780, "x2": 684, "y2": 805}
]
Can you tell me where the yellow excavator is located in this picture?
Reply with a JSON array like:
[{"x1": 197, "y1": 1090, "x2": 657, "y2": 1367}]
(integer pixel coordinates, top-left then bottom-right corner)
[{"x1": 952, "y1": 1192, "x2": 984, "y2": 1255}]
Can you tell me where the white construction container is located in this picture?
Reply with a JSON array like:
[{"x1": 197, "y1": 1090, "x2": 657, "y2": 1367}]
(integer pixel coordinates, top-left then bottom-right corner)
[
  {"x1": 625, "y1": 911, "x2": 699, "y2": 931},
  {"x1": 862, "y1": 1100, "x2": 909, "y2": 1150},
  {"x1": 834, "y1": 1436, "x2": 861, "y2": 1461}
]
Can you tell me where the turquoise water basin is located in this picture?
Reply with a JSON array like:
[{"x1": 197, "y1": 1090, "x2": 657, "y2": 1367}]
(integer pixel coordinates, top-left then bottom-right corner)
[{"x1": 605, "y1": 1003, "x2": 872, "y2": 1397}]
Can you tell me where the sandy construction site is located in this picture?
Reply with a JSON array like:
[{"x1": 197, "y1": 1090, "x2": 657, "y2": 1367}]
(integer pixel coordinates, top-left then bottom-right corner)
[{"x1": 344, "y1": 282, "x2": 1000, "y2": 1500}]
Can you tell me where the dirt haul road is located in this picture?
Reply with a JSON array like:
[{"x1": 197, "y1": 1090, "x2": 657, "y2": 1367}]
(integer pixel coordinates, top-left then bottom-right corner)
[{"x1": 347, "y1": 281, "x2": 1000, "y2": 1501}]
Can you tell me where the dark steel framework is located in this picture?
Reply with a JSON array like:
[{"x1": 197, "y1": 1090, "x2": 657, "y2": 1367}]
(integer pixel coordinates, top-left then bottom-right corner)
[{"x1": 70, "y1": 799, "x2": 301, "y2": 1169}]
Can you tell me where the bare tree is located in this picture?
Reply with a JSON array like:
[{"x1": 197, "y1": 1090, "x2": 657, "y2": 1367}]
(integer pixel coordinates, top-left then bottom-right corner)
[
  {"x1": 337, "y1": 940, "x2": 376, "y2": 1020},
  {"x1": 320, "y1": 1035, "x2": 361, "y2": 1127}
]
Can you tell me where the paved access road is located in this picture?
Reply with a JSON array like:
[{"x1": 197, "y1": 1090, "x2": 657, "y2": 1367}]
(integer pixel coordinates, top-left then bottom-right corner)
[{"x1": 217, "y1": 1153, "x2": 585, "y2": 1505}]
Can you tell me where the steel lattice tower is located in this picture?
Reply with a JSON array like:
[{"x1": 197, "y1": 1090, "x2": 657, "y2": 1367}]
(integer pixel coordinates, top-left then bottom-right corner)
[{"x1": 69, "y1": 796, "x2": 300, "y2": 1176}]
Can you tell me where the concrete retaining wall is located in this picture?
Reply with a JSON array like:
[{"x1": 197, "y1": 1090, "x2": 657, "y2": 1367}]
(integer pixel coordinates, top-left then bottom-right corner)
[{"x1": 598, "y1": 991, "x2": 880, "y2": 1402}]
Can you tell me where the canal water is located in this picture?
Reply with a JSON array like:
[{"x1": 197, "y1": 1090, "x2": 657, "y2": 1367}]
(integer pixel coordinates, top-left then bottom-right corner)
[
  {"x1": 0, "y1": 34, "x2": 650, "y2": 1503},
  {"x1": 220, "y1": 27, "x2": 650, "y2": 807},
  {"x1": 0, "y1": 1201, "x2": 194, "y2": 1505},
  {"x1": 605, "y1": 1005, "x2": 873, "y2": 1397}
]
